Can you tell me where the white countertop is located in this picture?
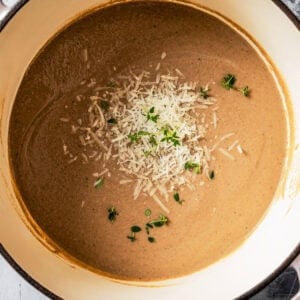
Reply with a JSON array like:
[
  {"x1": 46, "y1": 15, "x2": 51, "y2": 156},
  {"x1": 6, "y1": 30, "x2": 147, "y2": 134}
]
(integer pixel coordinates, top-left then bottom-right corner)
[{"x1": 0, "y1": 255, "x2": 48, "y2": 300}]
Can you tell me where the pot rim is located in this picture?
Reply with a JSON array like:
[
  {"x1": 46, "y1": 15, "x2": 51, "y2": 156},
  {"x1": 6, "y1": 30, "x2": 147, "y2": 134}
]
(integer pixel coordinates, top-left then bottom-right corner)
[
  {"x1": 0, "y1": 0, "x2": 299, "y2": 299},
  {"x1": 1, "y1": 241, "x2": 299, "y2": 299}
]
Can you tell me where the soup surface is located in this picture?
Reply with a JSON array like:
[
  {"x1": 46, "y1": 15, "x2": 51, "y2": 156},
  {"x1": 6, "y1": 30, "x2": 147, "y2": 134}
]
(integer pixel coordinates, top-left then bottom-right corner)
[{"x1": 9, "y1": 1, "x2": 287, "y2": 281}]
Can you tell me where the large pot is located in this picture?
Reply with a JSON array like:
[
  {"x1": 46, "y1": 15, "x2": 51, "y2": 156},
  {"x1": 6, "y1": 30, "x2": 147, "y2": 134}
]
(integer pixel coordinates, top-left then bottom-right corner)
[{"x1": 0, "y1": 0, "x2": 299, "y2": 299}]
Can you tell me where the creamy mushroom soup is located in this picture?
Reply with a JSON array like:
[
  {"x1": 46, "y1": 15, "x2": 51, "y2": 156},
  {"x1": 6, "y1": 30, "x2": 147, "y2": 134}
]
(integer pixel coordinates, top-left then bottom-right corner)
[{"x1": 9, "y1": 1, "x2": 288, "y2": 280}]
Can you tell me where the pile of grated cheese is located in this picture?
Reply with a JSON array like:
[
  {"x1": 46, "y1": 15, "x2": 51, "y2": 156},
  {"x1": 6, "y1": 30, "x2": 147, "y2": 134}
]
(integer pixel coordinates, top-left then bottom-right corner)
[
  {"x1": 61, "y1": 53, "x2": 244, "y2": 213},
  {"x1": 109, "y1": 71, "x2": 214, "y2": 204}
]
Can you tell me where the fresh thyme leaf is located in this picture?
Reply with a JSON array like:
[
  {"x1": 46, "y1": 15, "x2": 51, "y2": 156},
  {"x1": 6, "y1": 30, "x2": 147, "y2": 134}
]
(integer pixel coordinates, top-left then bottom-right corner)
[
  {"x1": 240, "y1": 86, "x2": 250, "y2": 97},
  {"x1": 145, "y1": 215, "x2": 167, "y2": 235},
  {"x1": 159, "y1": 215, "x2": 168, "y2": 223},
  {"x1": 128, "y1": 131, "x2": 150, "y2": 143},
  {"x1": 200, "y1": 86, "x2": 209, "y2": 99},
  {"x1": 209, "y1": 170, "x2": 215, "y2": 180},
  {"x1": 174, "y1": 192, "x2": 180, "y2": 202},
  {"x1": 151, "y1": 115, "x2": 159, "y2": 123},
  {"x1": 138, "y1": 130, "x2": 150, "y2": 136},
  {"x1": 172, "y1": 138, "x2": 180, "y2": 146},
  {"x1": 107, "y1": 81, "x2": 117, "y2": 88},
  {"x1": 107, "y1": 207, "x2": 118, "y2": 223},
  {"x1": 94, "y1": 177, "x2": 104, "y2": 188},
  {"x1": 148, "y1": 237, "x2": 156, "y2": 243},
  {"x1": 184, "y1": 161, "x2": 201, "y2": 174},
  {"x1": 145, "y1": 224, "x2": 152, "y2": 235},
  {"x1": 128, "y1": 134, "x2": 138, "y2": 142},
  {"x1": 153, "y1": 222, "x2": 164, "y2": 228},
  {"x1": 173, "y1": 192, "x2": 184, "y2": 205},
  {"x1": 131, "y1": 225, "x2": 142, "y2": 233},
  {"x1": 147, "y1": 107, "x2": 159, "y2": 123},
  {"x1": 100, "y1": 100, "x2": 110, "y2": 111},
  {"x1": 222, "y1": 74, "x2": 236, "y2": 90},
  {"x1": 161, "y1": 127, "x2": 180, "y2": 146},
  {"x1": 127, "y1": 225, "x2": 141, "y2": 241},
  {"x1": 222, "y1": 74, "x2": 251, "y2": 97},
  {"x1": 149, "y1": 135, "x2": 157, "y2": 146},
  {"x1": 145, "y1": 208, "x2": 152, "y2": 217},
  {"x1": 151, "y1": 221, "x2": 164, "y2": 228},
  {"x1": 143, "y1": 150, "x2": 152, "y2": 157},
  {"x1": 149, "y1": 214, "x2": 168, "y2": 227},
  {"x1": 107, "y1": 118, "x2": 117, "y2": 124},
  {"x1": 127, "y1": 232, "x2": 136, "y2": 242}
]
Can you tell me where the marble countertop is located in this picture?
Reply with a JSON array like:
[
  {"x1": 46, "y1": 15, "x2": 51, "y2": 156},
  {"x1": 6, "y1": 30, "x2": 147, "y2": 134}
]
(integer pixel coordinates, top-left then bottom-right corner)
[
  {"x1": 0, "y1": 254, "x2": 48, "y2": 300},
  {"x1": 281, "y1": 0, "x2": 300, "y2": 17},
  {"x1": 0, "y1": 1, "x2": 299, "y2": 299}
]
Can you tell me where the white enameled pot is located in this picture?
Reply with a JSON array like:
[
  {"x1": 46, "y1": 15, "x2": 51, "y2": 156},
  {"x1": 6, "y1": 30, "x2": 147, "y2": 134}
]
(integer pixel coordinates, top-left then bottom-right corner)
[{"x1": 0, "y1": 1, "x2": 299, "y2": 299}]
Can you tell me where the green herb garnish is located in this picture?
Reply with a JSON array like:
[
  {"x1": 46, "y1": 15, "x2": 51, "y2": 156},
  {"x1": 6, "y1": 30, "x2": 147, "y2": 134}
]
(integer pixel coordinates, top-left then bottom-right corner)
[
  {"x1": 143, "y1": 150, "x2": 152, "y2": 157},
  {"x1": 145, "y1": 215, "x2": 166, "y2": 239},
  {"x1": 149, "y1": 135, "x2": 158, "y2": 146},
  {"x1": 127, "y1": 225, "x2": 142, "y2": 242},
  {"x1": 149, "y1": 214, "x2": 168, "y2": 227},
  {"x1": 145, "y1": 208, "x2": 152, "y2": 217},
  {"x1": 173, "y1": 192, "x2": 184, "y2": 205},
  {"x1": 184, "y1": 161, "x2": 201, "y2": 174},
  {"x1": 221, "y1": 74, "x2": 250, "y2": 97},
  {"x1": 126, "y1": 214, "x2": 167, "y2": 243},
  {"x1": 131, "y1": 225, "x2": 142, "y2": 233},
  {"x1": 127, "y1": 232, "x2": 136, "y2": 242},
  {"x1": 239, "y1": 86, "x2": 250, "y2": 97},
  {"x1": 100, "y1": 100, "x2": 110, "y2": 111},
  {"x1": 107, "y1": 118, "x2": 117, "y2": 124},
  {"x1": 148, "y1": 237, "x2": 156, "y2": 243},
  {"x1": 221, "y1": 74, "x2": 236, "y2": 90},
  {"x1": 107, "y1": 81, "x2": 117, "y2": 88},
  {"x1": 108, "y1": 207, "x2": 118, "y2": 223},
  {"x1": 147, "y1": 107, "x2": 159, "y2": 123},
  {"x1": 200, "y1": 86, "x2": 209, "y2": 99},
  {"x1": 94, "y1": 176, "x2": 104, "y2": 188},
  {"x1": 145, "y1": 223, "x2": 153, "y2": 234},
  {"x1": 128, "y1": 131, "x2": 150, "y2": 143},
  {"x1": 161, "y1": 127, "x2": 180, "y2": 146},
  {"x1": 209, "y1": 170, "x2": 215, "y2": 180}
]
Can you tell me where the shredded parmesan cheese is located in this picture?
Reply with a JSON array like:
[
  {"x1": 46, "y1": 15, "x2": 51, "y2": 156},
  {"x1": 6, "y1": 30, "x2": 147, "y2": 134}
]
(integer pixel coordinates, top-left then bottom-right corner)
[
  {"x1": 211, "y1": 132, "x2": 235, "y2": 151},
  {"x1": 212, "y1": 112, "x2": 217, "y2": 129},
  {"x1": 59, "y1": 117, "x2": 70, "y2": 123},
  {"x1": 237, "y1": 144, "x2": 244, "y2": 154},
  {"x1": 218, "y1": 147, "x2": 235, "y2": 160},
  {"x1": 228, "y1": 140, "x2": 239, "y2": 151},
  {"x1": 175, "y1": 68, "x2": 185, "y2": 78},
  {"x1": 68, "y1": 156, "x2": 78, "y2": 164},
  {"x1": 83, "y1": 48, "x2": 88, "y2": 62},
  {"x1": 102, "y1": 69, "x2": 214, "y2": 205},
  {"x1": 61, "y1": 56, "x2": 241, "y2": 211},
  {"x1": 120, "y1": 179, "x2": 133, "y2": 184}
]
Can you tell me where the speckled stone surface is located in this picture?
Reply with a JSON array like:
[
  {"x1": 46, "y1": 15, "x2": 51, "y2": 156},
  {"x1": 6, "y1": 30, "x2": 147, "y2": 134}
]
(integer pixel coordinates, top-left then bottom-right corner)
[
  {"x1": 0, "y1": 1, "x2": 299, "y2": 300},
  {"x1": 281, "y1": 0, "x2": 300, "y2": 18}
]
